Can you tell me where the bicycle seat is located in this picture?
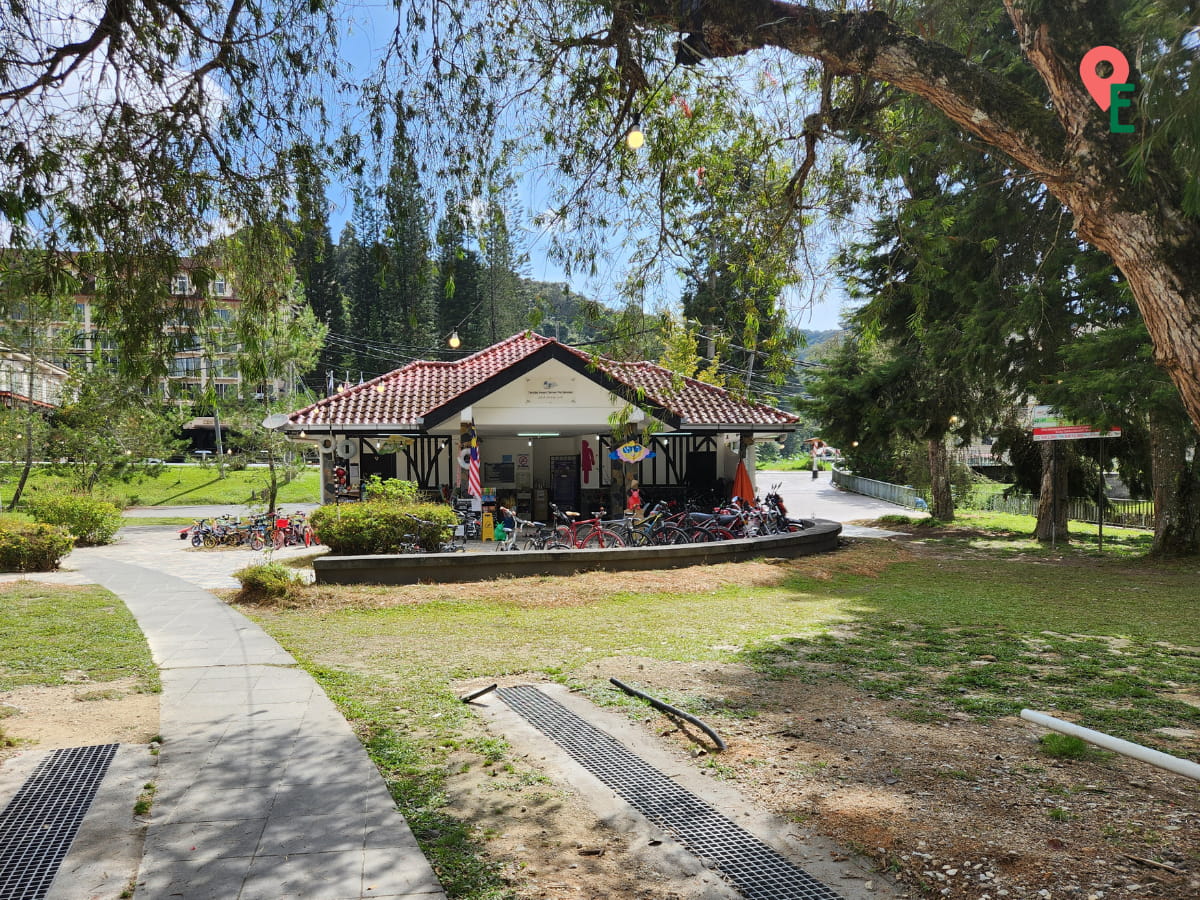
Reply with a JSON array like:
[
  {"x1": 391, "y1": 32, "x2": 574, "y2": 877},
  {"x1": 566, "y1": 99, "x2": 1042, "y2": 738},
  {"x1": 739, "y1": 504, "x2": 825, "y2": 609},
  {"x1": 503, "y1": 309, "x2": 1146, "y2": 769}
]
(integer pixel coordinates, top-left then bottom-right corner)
[{"x1": 564, "y1": 510, "x2": 580, "y2": 518}]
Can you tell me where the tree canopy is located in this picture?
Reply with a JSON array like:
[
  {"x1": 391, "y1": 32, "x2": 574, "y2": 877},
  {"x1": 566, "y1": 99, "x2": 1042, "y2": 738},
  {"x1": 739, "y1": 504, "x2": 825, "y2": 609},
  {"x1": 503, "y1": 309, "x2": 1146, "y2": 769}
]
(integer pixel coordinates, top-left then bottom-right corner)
[{"x1": 6, "y1": 1, "x2": 1200, "y2": 426}]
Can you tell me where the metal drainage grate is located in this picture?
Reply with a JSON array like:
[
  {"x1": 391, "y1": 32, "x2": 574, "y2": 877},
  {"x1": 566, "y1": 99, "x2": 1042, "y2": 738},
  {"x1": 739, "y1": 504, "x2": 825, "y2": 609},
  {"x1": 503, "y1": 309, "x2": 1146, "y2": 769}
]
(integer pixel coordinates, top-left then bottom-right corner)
[
  {"x1": 0, "y1": 744, "x2": 119, "y2": 900},
  {"x1": 498, "y1": 686, "x2": 843, "y2": 900}
]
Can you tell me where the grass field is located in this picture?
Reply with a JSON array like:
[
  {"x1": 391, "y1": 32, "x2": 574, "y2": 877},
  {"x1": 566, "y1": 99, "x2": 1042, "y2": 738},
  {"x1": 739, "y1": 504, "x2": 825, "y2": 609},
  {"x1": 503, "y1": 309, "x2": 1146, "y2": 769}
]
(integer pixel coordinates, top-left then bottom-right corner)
[
  {"x1": 874, "y1": 509, "x2": 1155, "y2": 556},
  {"x1": 0, "y1": 582, "x2": 159, "y2": 748},
  {"x1": 2, "y1": 465, "x2": 321, "y2": 508},
  {"x1": 0, "y1": 582, "x2": 160, "y2": 692},
  {"x1": 239, "y1": 541, "x2": 1200, "y2": 898}
]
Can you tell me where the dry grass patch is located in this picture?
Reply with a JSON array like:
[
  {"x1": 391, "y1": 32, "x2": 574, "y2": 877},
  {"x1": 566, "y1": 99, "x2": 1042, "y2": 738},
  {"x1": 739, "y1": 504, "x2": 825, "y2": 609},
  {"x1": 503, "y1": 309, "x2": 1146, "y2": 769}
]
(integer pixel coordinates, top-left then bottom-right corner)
[{"x1": 270, "y1": 542, "x2": 910, "y2": 613}]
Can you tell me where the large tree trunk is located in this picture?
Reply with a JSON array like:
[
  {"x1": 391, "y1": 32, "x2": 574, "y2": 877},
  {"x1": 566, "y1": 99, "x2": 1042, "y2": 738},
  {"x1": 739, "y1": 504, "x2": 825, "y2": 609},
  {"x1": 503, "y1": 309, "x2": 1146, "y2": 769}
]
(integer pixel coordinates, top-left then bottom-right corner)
[
  {"x1": 1149, "y1": 410, "x2": 1200, "y2": 556},
  {"x1": 927, "y1": 438, "x2": 954, "y2": 522},
  {"x1": 1035, "y1": 442, "x2": 1069, "y2": 544},
  {"x1": 623, "y1": 1, "x2": 1200, "y2": 434}
]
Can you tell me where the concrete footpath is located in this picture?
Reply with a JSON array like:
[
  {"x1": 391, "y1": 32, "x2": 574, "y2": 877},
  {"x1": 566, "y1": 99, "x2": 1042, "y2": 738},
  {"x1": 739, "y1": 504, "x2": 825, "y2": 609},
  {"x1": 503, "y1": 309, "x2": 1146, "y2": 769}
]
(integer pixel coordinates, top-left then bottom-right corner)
[
  {"x1": 72, "y1": 555, "x2": 445, "y2": 900},
  {"x1": 765, "y1": 469, "x2": 918, "y2": 537}
]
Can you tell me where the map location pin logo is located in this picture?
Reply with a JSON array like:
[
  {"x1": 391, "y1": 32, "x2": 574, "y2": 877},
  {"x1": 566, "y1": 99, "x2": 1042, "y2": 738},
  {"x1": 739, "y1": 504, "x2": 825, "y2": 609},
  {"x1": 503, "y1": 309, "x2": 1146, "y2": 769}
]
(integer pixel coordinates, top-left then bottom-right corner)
[{"x1": 1080, "y1": 46, "x2": 1130, "y2": 111}]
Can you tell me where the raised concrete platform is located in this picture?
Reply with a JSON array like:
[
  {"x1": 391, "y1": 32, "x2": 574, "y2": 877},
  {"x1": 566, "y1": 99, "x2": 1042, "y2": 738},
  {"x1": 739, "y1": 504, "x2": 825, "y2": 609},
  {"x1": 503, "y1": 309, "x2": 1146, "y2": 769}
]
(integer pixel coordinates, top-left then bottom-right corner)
[{"x1": 314, "y1": 520, "x2": 842, "y2": 585}]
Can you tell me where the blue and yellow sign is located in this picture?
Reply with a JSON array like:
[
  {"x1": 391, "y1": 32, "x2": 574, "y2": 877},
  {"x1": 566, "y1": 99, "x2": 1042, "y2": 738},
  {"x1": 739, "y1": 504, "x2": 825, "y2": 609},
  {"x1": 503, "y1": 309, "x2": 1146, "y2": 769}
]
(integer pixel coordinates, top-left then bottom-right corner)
[{"x1": 611, "y1": 440, "x2": 655, "y2": 464}]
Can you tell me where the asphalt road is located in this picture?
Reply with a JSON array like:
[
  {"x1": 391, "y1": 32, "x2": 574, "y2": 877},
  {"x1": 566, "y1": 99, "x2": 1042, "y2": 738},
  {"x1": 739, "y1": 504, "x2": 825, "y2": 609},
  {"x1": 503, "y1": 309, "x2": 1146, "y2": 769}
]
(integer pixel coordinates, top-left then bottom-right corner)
[{"x1": 761, "y1": 469, "x2": 923, "y2": 532}]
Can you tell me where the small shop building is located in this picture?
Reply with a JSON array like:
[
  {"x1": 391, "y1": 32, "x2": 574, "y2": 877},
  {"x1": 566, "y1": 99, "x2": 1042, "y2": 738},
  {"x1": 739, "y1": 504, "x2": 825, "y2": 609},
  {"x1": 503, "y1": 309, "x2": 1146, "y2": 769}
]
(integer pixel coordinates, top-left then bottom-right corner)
[{"x1": 281, "y1": 332, "x2": 799, "y2": 517}]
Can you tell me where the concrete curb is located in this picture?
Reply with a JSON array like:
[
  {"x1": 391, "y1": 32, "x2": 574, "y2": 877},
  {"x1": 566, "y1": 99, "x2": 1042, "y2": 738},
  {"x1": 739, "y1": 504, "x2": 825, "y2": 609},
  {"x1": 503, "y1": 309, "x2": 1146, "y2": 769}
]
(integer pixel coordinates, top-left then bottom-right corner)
[{"x1": 314, "y1": 520, "x2": 842, "y2": 585}]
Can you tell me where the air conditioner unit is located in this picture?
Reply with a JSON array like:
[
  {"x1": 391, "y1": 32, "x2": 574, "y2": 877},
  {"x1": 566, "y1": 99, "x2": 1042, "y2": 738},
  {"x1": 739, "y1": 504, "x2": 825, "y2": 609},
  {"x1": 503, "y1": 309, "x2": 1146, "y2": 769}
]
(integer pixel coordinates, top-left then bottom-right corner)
[
  {"x1": 336, "y1": 439, "x2": 359, "y2": 460},
  {"x1": 318, "y1": 436, "x2": 336, "y2": 454}
]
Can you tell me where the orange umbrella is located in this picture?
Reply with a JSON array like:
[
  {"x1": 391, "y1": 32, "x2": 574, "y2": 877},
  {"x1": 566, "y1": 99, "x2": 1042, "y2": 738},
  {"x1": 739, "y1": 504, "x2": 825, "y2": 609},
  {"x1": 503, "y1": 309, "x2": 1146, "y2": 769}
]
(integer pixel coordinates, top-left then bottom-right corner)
[{"x1": 732, "y1": 459, "x2": 755, "y2": 504}]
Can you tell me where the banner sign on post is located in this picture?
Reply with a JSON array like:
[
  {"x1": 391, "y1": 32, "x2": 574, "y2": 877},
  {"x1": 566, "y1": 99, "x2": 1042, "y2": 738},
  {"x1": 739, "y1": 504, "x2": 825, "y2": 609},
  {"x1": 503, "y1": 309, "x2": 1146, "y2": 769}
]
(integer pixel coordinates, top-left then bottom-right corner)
[{"x1": 1031, "y1": 405, "x2": 1122, "y2": 442}]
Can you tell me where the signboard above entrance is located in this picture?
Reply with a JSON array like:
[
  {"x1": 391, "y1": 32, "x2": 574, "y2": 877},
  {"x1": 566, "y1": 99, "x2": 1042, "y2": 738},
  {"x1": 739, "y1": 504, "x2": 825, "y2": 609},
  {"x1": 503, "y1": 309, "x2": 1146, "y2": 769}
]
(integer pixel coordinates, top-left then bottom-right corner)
[
  {"x1": 524, "y1": 375, "x2": 577, "y2": 405},
  {"x1": 1031, "y1": 405, "x2": 1122, "y2": 441}
]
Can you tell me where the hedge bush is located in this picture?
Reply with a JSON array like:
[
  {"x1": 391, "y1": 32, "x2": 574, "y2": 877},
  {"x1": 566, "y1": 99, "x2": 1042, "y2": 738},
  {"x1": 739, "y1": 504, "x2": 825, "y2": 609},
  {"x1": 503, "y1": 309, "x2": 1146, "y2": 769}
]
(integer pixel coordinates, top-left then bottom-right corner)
[
  {"x1": 232, "y1": 562, "x2": 305, "y2": 604},
  {"x1": 25, "y1": 494, "x2": 122, "y2": 546},
  {"x1": 362, "y1": 476, "x2": 419, "y2": 503},
  {"x1": 0, "y1": 519, "x2": 75, "y2": 572},
  {"x1": 310, "y1": 501, "x2": 457, "y2": 554}
]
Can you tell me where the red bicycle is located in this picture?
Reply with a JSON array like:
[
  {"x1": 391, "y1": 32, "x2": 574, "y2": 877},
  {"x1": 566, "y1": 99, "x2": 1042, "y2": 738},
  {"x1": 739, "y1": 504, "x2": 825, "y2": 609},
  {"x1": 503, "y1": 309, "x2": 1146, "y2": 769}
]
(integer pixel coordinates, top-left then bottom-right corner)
[{"x1": 549, "y1": 504, "x2": 626, "y2": 549}]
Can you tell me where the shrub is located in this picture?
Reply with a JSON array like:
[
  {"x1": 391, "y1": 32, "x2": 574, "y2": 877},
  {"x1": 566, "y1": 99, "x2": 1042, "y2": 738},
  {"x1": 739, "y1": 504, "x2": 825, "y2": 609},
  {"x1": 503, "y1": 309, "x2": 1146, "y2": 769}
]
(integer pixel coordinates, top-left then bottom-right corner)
[
  {"x1": 0, "y1": 519, "x2": 75, "y2": 572},
  {"x1": 233, "y1": 562, "x2": 304, "y2": 604},
  {"x1": 362, "y1": 476, "x2": 419, "y2": 504},
  {"x1": 310, "y1": 500, "x2": 456, "y2": 554},
  {"x1": 25, "y1": 494, "x2": 122, "y2": 546}
]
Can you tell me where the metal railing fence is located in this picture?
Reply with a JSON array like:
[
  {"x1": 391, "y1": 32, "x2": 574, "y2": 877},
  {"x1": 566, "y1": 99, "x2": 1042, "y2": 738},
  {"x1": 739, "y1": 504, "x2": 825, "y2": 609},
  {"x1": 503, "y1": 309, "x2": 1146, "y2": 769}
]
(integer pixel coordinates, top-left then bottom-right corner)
[{"x1": 832, "y1": 467, "x2": 1155, "y2": 528}]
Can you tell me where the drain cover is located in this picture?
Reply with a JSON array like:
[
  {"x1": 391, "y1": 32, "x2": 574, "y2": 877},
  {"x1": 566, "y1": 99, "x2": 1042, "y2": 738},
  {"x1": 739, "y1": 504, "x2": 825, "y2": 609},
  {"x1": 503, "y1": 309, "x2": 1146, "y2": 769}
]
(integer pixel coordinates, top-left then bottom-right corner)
[
  {"x1": 498, "y1": 686, "x2": 843, "y2": 900},
  {"x1": 0, "y1": 744, "x2": 119, "y2": 900}
]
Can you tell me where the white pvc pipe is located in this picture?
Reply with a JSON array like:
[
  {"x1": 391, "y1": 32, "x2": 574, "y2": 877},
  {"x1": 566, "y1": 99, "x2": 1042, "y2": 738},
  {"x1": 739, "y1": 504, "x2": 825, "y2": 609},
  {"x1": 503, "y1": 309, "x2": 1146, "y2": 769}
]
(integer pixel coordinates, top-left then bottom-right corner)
[{"x1": 1021, "y1": 709, "x2": 1200, "y2": 782}]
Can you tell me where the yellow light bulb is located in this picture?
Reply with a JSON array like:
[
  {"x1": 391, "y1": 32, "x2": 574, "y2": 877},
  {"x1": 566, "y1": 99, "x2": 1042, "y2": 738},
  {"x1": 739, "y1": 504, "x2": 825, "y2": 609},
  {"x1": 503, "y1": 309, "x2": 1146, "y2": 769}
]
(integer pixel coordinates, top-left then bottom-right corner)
[
  {"x1": 626, "y1": 125, "x2": 644, "y2": 150},
  {"x1": 448, "y1": 330, "x2": 461, "y2": 349}
]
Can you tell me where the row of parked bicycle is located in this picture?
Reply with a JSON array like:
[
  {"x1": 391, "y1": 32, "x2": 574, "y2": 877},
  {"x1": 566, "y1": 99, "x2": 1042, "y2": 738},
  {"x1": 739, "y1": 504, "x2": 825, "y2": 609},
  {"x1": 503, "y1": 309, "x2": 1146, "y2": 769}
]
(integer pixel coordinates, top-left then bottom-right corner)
[
  {"x1": 180, "y1": 512, "x2": 317, "y2": 550},
  {"x1": 486, "y1": 488, "x2": 804, "y2": 551}
]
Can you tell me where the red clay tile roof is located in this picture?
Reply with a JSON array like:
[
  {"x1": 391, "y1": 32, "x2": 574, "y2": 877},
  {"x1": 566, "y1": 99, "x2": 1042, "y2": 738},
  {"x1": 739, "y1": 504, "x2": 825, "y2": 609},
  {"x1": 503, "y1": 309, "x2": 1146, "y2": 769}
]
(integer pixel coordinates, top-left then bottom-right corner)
[
  {"x1": 285, "y1": 332, "x2": 798, "y2": 430},
  {"x1": 587, "y1": 358, "x2": 799, "y2": 427}
]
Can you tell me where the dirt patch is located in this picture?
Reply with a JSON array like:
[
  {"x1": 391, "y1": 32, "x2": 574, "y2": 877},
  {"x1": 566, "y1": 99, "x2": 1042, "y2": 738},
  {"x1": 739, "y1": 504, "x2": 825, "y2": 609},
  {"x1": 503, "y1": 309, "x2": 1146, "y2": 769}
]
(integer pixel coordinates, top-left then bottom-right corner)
[
  {"x1": 441, "y1": 742, "x2": 712, "y2": 900},
  {"x1": 237, "y1": 542, "x2": 916, "y2": 612},
  {"x1": 514, "y1": 658, "x2": 1199, "y2": 900},
  {"x1": 0, "y1": 678, "x2": 159, "y2": 764}
]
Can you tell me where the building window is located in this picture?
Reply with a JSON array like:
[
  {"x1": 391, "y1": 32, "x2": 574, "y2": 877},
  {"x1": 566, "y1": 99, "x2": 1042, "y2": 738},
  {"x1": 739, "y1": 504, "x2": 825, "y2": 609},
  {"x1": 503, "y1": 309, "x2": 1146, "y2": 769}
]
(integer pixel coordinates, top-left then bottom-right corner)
[
  {"x1": 170, "y1": 356, "x2": 202, "y2": 377},
  {"x1": 172, "y1": 274, "x2": 190, "y2": 295},
  {"x1": 213, "y1": 306, "x2": 234, "y2": 324},
  {"x1": 212, "y1": 277, "x2": 228, "y2": 297}
]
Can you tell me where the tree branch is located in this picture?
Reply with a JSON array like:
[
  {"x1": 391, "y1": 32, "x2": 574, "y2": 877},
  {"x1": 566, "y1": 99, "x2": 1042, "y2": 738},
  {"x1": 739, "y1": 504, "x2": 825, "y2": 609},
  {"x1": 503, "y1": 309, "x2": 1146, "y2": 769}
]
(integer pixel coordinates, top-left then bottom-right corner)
[{"x1": 625, "y1": 0, "x2": 1070, "y2": 182}]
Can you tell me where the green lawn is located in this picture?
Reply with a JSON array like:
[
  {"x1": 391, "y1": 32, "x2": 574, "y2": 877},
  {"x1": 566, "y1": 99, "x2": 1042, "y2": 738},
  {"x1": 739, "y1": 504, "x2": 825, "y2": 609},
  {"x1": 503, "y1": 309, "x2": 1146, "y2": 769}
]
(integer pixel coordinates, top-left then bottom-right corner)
[
  {"x1": 0, "y1": 582, "x2": 160, "y2": 692},
  {"x1": 757, "y1": 455, "x2": 832, "y2": 471},
  {"x1": 239, "y1": 545, "x2": 1200, "y2": 898},
  {"x1": 0, "y1": 581, "x2": 159, "y2": 750},
  {"x1": 874, "y1": 509, "x2": 1155, "y2": 557},
  {"x1": 3, "y1": 465, "x2": 320, "y2": 508}
]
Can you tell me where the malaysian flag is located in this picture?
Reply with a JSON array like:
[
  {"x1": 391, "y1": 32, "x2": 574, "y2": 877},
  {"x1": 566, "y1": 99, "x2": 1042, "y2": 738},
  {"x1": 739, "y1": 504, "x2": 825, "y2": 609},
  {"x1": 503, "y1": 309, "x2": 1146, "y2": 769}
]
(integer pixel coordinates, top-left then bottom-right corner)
[{"x1": 467, "y1": 421, "x2": 481, "y2": 499}]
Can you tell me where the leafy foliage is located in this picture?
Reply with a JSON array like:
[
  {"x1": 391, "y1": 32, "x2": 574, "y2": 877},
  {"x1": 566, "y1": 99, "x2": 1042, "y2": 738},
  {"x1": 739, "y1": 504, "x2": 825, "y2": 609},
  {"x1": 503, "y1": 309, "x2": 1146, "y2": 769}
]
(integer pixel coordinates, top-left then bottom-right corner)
[
  {"x1": 310, "y1": 501, "x2": 457, "y2": 554},
  {"x1": 233, "y1": 562, "x2": 305, "y2": 605},
  {"x1": 362, "y1": 476, "x2": 420, "y2": 504},
  {"x1": 25, "y1": 494, "x2": 122, "y2": 546},
  {"x1": 0, "y1": 518, "x2": 74, "y2": 572}
]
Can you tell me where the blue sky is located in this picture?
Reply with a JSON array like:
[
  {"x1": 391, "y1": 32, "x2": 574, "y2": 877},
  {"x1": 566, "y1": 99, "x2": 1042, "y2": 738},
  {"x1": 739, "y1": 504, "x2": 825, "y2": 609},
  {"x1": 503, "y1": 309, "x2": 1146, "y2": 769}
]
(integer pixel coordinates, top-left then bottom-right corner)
[{"x1": 327, "y1": 2, "x2": 851, "y2": 332}]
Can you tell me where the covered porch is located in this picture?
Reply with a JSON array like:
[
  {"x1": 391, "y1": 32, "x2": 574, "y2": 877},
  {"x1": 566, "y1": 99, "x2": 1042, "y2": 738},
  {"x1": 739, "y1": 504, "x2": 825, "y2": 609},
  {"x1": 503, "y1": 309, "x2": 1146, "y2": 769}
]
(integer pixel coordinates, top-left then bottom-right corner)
[{"x1": 281, "y1": 332, "x2": 799, "y2": 518}]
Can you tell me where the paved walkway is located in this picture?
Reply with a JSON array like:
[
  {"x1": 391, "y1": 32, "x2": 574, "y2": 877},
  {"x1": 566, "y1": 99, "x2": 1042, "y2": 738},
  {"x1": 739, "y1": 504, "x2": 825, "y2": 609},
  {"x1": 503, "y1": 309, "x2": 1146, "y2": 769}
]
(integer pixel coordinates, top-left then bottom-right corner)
[
  {"x1": 70, "y1": 546, "x2": 445, "y2": 900},
  {"x1": 764, "y1": 470, "x2": 919, "y2": 537}
]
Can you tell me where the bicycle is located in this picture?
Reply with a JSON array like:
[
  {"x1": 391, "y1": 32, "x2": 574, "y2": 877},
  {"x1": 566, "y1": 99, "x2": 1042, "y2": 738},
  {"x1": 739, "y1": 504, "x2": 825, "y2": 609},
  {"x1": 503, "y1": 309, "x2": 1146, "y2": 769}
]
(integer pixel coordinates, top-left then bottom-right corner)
[
  {"x1": 508, "y1": 517, "x2": 560, "y2": 550},
  {"x1": 399, "y1": 513, "x2": 462, "y2": 553},
  {"x1": 549, "y1": 503, "x2": 626, "y2": 549}
]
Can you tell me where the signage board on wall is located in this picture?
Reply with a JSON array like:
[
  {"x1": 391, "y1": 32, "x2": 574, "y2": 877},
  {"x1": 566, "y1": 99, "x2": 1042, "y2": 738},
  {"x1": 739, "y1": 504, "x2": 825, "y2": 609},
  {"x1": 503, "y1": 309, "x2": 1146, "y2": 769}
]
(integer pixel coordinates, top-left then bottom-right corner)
[{"x1": 524, "y1": 375, "x2": 577, "y2": 405}]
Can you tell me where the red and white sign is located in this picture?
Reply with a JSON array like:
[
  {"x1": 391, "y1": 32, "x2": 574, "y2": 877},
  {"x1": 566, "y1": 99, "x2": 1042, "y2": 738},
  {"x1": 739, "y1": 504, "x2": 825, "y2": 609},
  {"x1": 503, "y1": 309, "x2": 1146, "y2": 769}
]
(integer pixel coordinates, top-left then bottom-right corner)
[{"x1": 1031, "y1": 405, "x2": 1122, "y2": 442}]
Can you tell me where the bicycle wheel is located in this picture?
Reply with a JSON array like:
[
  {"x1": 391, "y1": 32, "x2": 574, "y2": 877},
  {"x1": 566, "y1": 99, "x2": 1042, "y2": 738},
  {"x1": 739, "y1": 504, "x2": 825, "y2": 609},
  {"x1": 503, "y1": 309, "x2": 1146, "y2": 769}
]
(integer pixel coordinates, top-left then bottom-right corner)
[
  {"x1": 303, "y1": 525, "x2": 314, "y2": 547},
  {"x1": 249, "y1": 531, "x2": 265, "y2": 551},
  {"x1": 190, "y1": 533, "x2": 204, "y2": 547},
  {"x1": 652, "y1": 525, "x2": 691, "y2": 545},
  {"x1": 201, "y1": 533, "x2": 217, "y2": 549},
  {"x1": 582, "y1": 528, "x2": 625, "y2": 549},
  {"x1": 705, "y1": 526, "x2": 737, "y2": 541},
  {"x1": 625, "y1": 527, "x2": 654, "y2": 547}
]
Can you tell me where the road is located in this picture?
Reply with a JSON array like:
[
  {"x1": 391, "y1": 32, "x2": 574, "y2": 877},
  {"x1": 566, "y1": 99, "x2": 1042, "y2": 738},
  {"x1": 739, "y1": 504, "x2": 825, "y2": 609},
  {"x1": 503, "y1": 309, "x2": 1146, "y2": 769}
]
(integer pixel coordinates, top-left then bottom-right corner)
[{"x1": 760, "y1": 469, "x2": 924, "y2": 536}]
